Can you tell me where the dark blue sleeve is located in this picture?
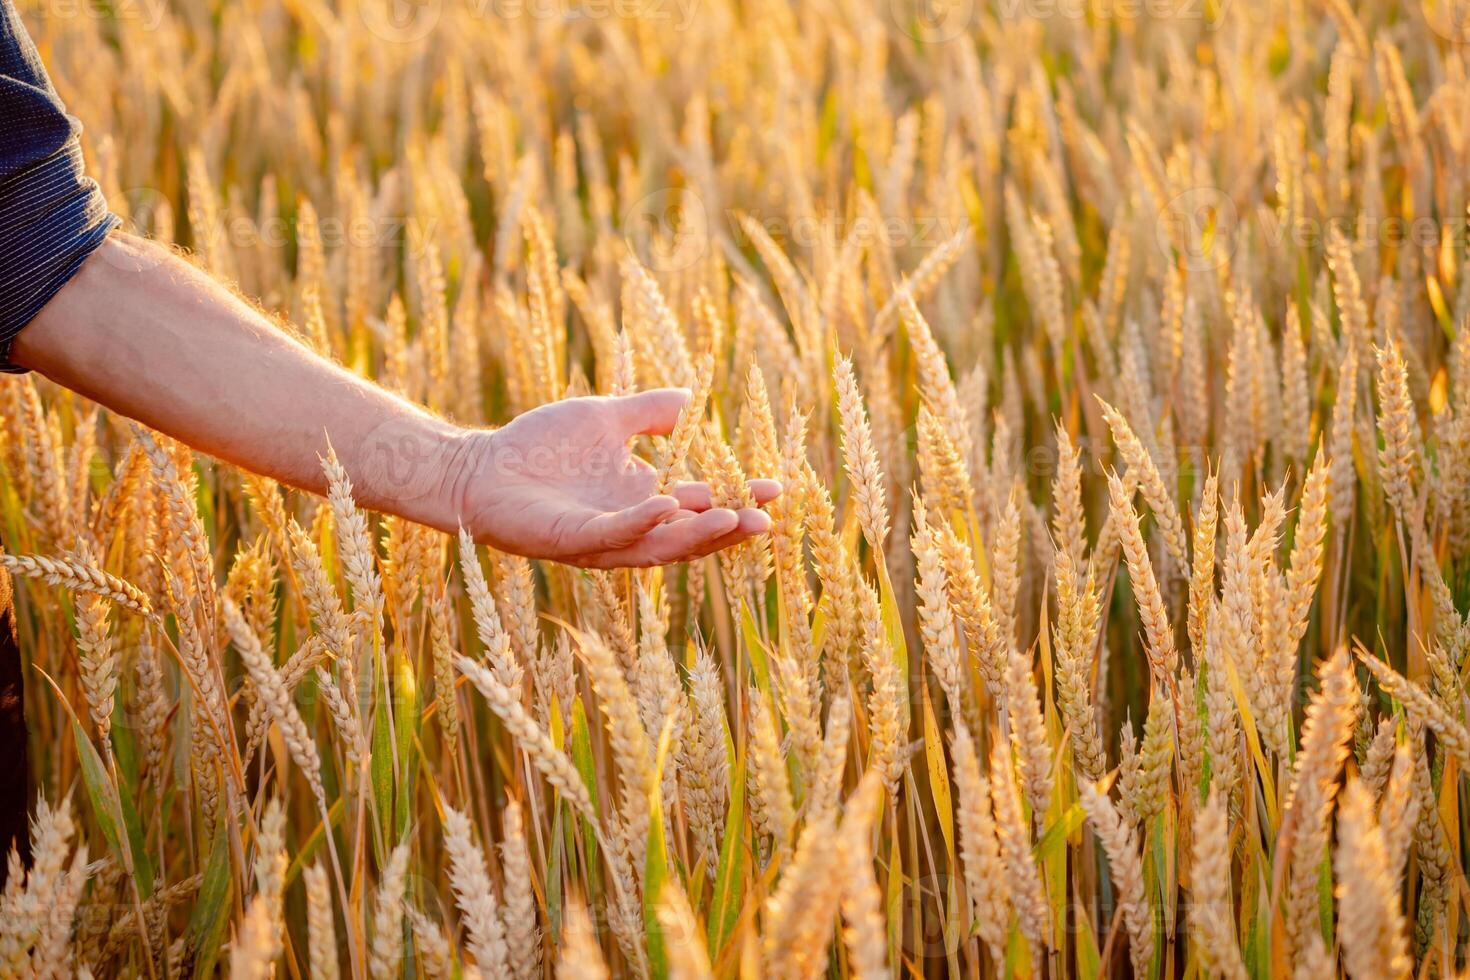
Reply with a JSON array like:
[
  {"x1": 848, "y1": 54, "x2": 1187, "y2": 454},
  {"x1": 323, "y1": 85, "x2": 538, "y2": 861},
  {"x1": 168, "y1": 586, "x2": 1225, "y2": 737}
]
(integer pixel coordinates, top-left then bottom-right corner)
[{"x1": 0, "y1": 0, "x2": 118, "y2": 373}]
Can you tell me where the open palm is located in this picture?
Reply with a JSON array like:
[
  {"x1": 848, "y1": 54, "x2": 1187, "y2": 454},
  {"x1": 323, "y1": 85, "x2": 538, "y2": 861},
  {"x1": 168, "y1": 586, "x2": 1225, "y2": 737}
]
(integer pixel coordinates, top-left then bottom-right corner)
[{"x1": 453, "y1": 389, "x2": 779, "y2": 568}]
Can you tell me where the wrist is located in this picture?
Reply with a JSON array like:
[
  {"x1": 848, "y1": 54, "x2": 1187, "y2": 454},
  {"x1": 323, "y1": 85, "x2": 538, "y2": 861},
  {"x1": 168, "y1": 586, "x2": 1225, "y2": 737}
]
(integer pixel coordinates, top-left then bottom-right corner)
[
  {"x1": 349, "y1": 413, "x2": 482, "y2": 534},
  {"x1": 429, "y1": 424, "x2": 499, "y2": 536}
]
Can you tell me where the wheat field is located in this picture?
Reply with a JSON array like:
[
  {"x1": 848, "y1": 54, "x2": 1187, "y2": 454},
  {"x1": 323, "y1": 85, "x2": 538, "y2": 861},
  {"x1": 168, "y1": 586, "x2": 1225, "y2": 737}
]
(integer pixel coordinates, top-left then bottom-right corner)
[{"x1": 2, "y1": 0, "x2": 1470, "y2": 976}]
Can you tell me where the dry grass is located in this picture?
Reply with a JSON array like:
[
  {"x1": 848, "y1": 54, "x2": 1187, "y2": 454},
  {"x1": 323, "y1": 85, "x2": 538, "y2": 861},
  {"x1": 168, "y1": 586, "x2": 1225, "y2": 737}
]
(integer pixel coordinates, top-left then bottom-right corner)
[{"x1": 2, "y1": 0, "x2": 1469, "y2": 976}]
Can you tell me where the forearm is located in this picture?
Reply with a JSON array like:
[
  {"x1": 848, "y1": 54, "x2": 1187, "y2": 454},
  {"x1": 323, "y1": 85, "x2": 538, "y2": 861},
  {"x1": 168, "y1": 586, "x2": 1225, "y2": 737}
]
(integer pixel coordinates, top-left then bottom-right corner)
[{"x1": 13, "y1": 233, "x2": 471, "y2": 531}]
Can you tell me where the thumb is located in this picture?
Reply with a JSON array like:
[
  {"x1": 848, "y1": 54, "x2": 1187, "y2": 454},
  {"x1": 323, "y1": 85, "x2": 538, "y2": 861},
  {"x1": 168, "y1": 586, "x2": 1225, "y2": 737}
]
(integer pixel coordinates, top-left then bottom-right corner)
[
  {"x1": 577, "y1": 495, "x2": 680, "y2": 551},
  {"x1": 610, "y1": 388, "x2": 691, "y2": 437}
]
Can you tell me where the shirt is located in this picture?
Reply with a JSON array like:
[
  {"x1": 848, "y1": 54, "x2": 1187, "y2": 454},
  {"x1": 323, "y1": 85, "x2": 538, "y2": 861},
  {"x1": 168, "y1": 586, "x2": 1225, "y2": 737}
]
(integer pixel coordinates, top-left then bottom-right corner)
[
  {"x1": 0, "y1": 0, "x2": 117, "y2": 373},
  {"x1": 0, "y1": 0, "x2": 114, "y2": 885}
]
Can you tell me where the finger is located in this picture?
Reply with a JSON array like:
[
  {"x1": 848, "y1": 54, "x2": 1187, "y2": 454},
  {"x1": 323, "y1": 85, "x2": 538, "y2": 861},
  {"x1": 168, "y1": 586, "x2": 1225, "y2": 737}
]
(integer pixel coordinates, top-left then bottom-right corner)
[
  {"x1": 641, "y1": 508, "x2": 741, "y2": 563},
  {"x1": 747, "y1": 479, "x2": 783, "y2": 506},
  {"x1": 576, "y1": 495, "x2": 680, "y2": 551},
  {"x1": 611, "y1": 387, "x2": 691, "y2": 437},
  {"x1": 634, "y1": 507, "x2": 771, "y2": 565},
  {"x1": 678, "y1": 507, "x2": 773, "y2": 560},
  {"x1": 671, "y1": 481, "x2": 713, "y2": 511},
  {"x1": 671, "y1": 479, "x2": 782, "y2": 512},
  {"x1": 579, "y1": 507, "x2": 740, "y2": 567}
]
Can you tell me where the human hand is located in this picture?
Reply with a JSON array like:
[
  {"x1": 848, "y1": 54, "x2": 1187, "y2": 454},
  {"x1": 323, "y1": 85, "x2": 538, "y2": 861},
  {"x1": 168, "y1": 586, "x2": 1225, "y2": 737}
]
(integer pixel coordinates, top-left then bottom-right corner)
[{"x1": 445, "y1": 389, "x2": 780, "y2": 568}]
